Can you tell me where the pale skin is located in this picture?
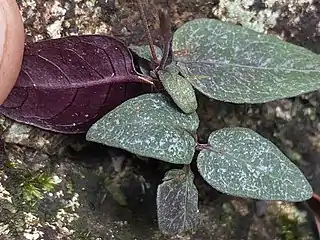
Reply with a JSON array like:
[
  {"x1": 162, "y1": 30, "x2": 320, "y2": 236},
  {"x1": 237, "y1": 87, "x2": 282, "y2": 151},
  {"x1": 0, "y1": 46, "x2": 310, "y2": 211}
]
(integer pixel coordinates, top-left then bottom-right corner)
[{"x1": 0, "y1": 0, "x2": 24, "y2": 104}]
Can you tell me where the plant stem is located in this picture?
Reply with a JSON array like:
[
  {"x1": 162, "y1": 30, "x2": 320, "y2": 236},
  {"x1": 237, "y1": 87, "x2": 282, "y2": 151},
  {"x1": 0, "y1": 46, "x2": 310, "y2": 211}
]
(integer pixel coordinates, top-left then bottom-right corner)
[
  {"x1": 196, "y1": 143, "x2": 210, "y2": 151},
  {"x1": 158, "y1": 9, "x2": 172, "y2": 70},
  {"x1": 182, "y1": 164, "x2": 190, "y2": 173},
  {"x1": 313, "y1": 192, "x2": 320, "y2": 201},
  {"x1": 137, "y1": 0, "x2": 159, "y2": 65}
]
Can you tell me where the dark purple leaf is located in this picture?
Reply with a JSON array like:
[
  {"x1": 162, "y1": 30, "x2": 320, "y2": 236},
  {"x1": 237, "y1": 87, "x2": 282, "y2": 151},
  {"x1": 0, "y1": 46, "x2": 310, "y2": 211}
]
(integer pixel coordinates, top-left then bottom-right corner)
[{"x1": 0, "y1": 35, "x2": 154, "y2": 134}]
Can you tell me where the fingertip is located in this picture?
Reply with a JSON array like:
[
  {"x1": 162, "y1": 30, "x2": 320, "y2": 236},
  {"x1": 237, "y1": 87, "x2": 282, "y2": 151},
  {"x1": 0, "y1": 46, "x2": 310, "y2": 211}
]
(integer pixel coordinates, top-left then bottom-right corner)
[
  {"x1": 0, "y1": 0, "x2": 25, "y2": 105},
  {"x1": 0, "y1": 5, "x2": 6, "y2": 63}
]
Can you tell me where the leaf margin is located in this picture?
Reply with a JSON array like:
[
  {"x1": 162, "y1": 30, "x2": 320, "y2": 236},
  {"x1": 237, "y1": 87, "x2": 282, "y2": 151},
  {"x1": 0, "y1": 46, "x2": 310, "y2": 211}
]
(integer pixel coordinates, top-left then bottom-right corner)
[{"x1": 196, "y1": 127, "x2": 313, "y2": 201}]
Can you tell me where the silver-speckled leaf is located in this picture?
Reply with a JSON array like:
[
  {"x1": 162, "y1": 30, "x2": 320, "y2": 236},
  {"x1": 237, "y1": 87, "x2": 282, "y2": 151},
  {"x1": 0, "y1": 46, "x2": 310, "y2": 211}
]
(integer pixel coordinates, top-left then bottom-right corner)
[
  {"x1": 158, "y1": 63, "x2": 198, "y2": 114},
  {"x1": 86, "y1": 93, "x2": 199, "y2": 164},
  {"x1": 197, "y1": 127, "x2": 313, "y2": 201},
  {"x1": 157, "y1": 169, "x2": 199, "y2": 235},
  {"x1": 129, "y1": 45, "x2": 163, "y2": 62},
  {"x1": 173, "y1": 18, "x2": 320, "y2": 103}
]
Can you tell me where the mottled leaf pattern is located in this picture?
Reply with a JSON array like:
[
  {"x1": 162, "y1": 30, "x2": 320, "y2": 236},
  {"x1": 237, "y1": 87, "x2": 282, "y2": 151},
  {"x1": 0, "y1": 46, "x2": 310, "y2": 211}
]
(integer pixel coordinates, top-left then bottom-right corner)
[
  {"x1": 158, "y1": 63, "x2": 198, "y2": 114},
  {"x1": 0, "y1": 35, "x2": 153, "y2": 133},
  {"x1": 197, "y1": 127, "x2": 313, "y2": 201},
  {"x1": 173, "y1": 18, "x2": 320, "y2": 103},
  {"x1": 86, "y1": 93, "x2": 199, "y2": 164},
  {"x1": 157, "y1": 169, "x2": 199, "y2": 235}
]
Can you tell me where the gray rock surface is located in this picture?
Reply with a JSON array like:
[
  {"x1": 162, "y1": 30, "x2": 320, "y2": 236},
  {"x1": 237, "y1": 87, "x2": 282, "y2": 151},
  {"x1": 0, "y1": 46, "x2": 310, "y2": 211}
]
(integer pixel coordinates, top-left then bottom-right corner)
[{"x1": 1, "y1": 0, "x2": 320, "y2": 239}]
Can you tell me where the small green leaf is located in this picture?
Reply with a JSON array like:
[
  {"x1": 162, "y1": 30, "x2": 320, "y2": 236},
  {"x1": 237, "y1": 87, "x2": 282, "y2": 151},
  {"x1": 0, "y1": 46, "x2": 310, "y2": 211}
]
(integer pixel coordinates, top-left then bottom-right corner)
[
  {"x1": 129, "y1": 44, "x2": 163, "y2": 62},
  {"x1": 173, "y1": 18, "x2": 320, "y2": 103},
  {"x1": 157, "y1": 169, "x2": 199, "y2": 235},
  {"x1": 158, "y1": 63, "x2": 198, "y2": 114},
  {"x1": 197, "y1": 127, "x2": 313, "y2": 201},
  {"x1": 86, "y1": 93, "x2": 199, "y2": 164}
]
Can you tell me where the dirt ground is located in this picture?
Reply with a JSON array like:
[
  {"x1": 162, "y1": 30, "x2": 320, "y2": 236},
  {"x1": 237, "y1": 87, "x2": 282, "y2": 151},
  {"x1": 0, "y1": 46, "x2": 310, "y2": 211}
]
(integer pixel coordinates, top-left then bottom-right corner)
[{"x1": 1, "y1": 0, "x2": 320, "y2": 239}]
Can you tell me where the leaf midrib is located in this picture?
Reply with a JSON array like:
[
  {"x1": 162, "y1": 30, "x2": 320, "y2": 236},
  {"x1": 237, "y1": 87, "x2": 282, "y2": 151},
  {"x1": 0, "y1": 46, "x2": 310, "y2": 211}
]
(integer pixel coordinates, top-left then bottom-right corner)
[
  {"x1": 177, "y1": 59, "x2": 320, "y2": 73},
  {"x1": 115, "y1": 119, "x2": 197, "y2": 133}
]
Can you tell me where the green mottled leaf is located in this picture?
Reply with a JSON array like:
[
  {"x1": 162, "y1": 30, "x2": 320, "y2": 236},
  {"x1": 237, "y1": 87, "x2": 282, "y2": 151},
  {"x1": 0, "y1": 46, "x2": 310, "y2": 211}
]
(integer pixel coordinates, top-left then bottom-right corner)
[
  {"x1": 172, "y1": 18, "x2": 320, "y2": 103},
  {"x1": 129, "y1": 44, "x2": 163, "y2": 62},
  {"x1": 86, "y1": 93, "x2": 199, "y2": 164},
  {"x1": 157, "y1": 169, "x2": 199, "y2": 235},
  {"x1": 197, "y1": 127, "x2": 313, "y2": 201},
  {"x1": 158, "y1": 63, "x2": 198, "y2": 114}
]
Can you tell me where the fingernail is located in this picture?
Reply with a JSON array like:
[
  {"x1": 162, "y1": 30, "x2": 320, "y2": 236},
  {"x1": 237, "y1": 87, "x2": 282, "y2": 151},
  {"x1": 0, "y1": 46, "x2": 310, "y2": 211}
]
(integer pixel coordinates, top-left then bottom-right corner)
[{"x1": 0, "y1": 5, "x2": 6, "y2": 63}]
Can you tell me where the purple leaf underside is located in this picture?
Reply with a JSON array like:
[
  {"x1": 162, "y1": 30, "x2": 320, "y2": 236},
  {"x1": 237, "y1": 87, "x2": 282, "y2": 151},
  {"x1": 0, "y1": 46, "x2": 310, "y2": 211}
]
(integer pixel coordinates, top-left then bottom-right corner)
[{"x1": 0, "y1": 35, "x2": 154, "y2": 133}]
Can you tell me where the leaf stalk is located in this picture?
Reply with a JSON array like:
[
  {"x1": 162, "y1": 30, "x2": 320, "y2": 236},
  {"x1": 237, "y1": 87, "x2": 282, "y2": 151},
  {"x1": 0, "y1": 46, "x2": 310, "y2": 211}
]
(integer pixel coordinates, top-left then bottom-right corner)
[{"x1": 137, "y1": 0, "x2": 159, "y2": 66}]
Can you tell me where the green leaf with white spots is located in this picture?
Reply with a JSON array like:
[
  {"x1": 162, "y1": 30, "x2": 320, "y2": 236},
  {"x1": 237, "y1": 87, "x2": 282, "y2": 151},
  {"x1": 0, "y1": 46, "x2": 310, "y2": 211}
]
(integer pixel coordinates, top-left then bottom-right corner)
[
  {"x1": 172, "y1": 18, "x2": 320, "y2": 103},
  {"x1": 197, "y1": 127, "x2": 313, "y2": 201},
  {"x1": 158, "y1": 63, "x2": 198, "y2": 114},
  {"x1": 157, "y1": 169, "x2": 199, "y2": 235},
  {"x1": 129, "y1": 44, "x2": 163, "y2": 62},
  {"x1": 86, "y1": 93, "x2": 199, "y2": 164}
]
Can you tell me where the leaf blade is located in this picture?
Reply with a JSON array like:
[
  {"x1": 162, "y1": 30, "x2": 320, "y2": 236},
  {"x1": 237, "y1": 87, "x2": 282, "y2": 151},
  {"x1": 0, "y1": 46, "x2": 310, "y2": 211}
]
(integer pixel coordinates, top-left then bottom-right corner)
[
  {"x1": 173, "y1": 18, "x2": 320, "y2": 103},
  {"x1": 0, "y1": 35, "x2": 154, "y2": 133},
  {"x1": 197, "y1": 127, "x2": 313, "y2": 201},
  {"x1": 86, "y1": 93, "x2": 199, "y2": 164},
  {"x1": 157, "y1": 169, "x2": 199, "y2": 235},
  {"x1": 158, "y1": 63, "x2": 198, "y2": 114}
]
